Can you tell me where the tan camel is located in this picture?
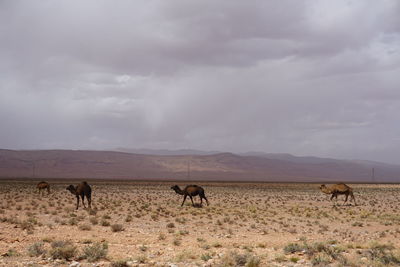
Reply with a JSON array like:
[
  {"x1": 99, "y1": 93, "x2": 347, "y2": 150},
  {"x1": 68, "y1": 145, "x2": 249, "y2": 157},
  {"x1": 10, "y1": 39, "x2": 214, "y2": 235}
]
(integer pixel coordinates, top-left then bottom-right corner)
[
  {"x1": 37, "y1": 181, "x2": 50, "y2": 195},
  {"x1": 171, "y1": 185, "x2": 209, "y2": 207},
  {"x1": 319, "y1": 183, "x2": 357, "y2": 205},
  {"x1": 66, "y1": 181, "x2": 92, "y2": 210}
]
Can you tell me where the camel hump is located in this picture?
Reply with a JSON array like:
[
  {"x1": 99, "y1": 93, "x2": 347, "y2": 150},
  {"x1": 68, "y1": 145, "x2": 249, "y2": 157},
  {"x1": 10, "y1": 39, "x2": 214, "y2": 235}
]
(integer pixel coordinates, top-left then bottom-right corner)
[
  {"x1": 186, "y1": 185, "x2": 202, "y2": 190},
  {"x1": 335, "y1": 183, "x2": 351, "y2": 191},
  {"x1": 82, "y1": 181, "x2": 88, "y2": 185}
]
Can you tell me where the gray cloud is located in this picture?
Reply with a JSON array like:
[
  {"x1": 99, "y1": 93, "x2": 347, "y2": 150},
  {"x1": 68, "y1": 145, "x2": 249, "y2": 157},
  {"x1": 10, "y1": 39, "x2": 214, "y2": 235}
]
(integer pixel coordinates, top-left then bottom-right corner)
[{"x1": 1, "y1": 0, "x2": 400, "y2": 164}]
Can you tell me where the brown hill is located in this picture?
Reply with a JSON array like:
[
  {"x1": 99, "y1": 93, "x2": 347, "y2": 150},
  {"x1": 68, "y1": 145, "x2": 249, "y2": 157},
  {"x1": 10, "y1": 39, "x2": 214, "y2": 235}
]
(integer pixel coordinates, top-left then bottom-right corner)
[{"x1": 0, "y1": 149, "x2": 399, "y2": 182}]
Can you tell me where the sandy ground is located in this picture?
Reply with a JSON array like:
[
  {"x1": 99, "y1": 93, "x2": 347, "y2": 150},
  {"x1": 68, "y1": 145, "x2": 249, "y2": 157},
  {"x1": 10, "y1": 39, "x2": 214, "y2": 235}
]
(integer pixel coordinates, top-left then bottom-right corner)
[{"x1": 1, "y1": 180, "x2": 400, "y2": 267}]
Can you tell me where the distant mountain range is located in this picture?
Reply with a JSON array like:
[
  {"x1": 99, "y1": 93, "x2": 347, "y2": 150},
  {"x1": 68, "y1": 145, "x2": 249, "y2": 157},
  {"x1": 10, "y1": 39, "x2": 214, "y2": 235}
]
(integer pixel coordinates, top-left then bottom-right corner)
[
  {"x1": 115, "y1": 148, "x2": 222, "y2": 156},
  {"x1": 0, "y1": 149, "x2": 399, "y2": 182}
]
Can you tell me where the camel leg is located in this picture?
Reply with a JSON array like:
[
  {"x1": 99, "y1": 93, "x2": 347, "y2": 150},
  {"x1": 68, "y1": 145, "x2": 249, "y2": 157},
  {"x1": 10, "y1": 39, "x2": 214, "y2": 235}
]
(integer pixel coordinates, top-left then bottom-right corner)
[
  {"x1": 351, "y1": 192, "x2": 357, "y2": 206},
  {"x1": 200, "y1": 196, "x2": 209, "y2": 206},
  {"x1": 81, "y1": 195, "x2": 86, "y2": 208},
  {"x1": 200, "y1": 194, "x2": 209, "y2": 206},
  {"x1": 88, "y1": 196, "x2": 92, "y2": 209},
  {"x1": 204, "y1": 196, "x2": 209, "y2": 206},
  {"x1": 76, "y1": 196, "x2": 80, "y2": 210},
  {"x1": 189, "y1": 195, "x2": 195, "y2": 206},
  {"x1": 181, "y1": 195, "x2": 188, "y2": 206},
  {"x1": 330, "y1": 193, "x2": 338, "y2": 206},
  {"x1": 343, "y1": 193, "x2": 349, "y2": 204}
]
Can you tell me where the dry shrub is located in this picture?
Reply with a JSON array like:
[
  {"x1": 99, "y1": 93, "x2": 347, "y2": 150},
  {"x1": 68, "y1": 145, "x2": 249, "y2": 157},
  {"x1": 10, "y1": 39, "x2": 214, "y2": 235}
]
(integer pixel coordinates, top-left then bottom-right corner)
[
  {"x1": 79, "y1": 223, "x2": 92, "y2": 231},
  {"x1": 166, "y1": 222, "x2": 175, "y2": 228},
  {"x1": 3, "y1": 249, "x2": 20, "y2": 257},
  {"x1": 101, "y1": 220, "x2": 110, "y2": 226},
  {"x1": 81, "y1": 242, "x2": 108, "y2": 262},
  {"x1": 217, "y1": 251, "x2": 260, "y2": 267},
  {"x1": 367, "y1": 242, "x2": 400, "y2": 265},
  {"x1": 125, "y1": 215, "x2": 133, "y2": 222},
  {"x1": 111, "y1": 260, "x2": 129, "y2": 267},
  {"x1": 111, "y1": 224, "x2": 124, "y2": 232},
  {"x1": 89, "y1": 217, "x2": 98, "y2": 225},
  {"x1": 20, "y1": 220, "x2": 35, "y2": 231},
  {"x1": 50, "y1": 240, "x2": 77, "y2": 260},
  {"x1": 28, "y1": 242, "x2": 46, "y2": 257}
]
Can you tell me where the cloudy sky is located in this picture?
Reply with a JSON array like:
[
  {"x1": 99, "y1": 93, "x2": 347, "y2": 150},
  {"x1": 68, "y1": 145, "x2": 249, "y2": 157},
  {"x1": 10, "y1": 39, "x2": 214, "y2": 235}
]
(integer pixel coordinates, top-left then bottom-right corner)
[{"x1": 1, "y1": 0, "x2": 400, "y2": 164}]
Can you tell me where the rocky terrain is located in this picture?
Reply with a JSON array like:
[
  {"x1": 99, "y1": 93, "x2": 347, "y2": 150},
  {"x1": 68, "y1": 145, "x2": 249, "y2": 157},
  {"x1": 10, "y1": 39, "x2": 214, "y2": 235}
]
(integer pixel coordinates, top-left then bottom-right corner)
[{"x1": 1, "y1": 180, "x2": 400, "y2": 266}]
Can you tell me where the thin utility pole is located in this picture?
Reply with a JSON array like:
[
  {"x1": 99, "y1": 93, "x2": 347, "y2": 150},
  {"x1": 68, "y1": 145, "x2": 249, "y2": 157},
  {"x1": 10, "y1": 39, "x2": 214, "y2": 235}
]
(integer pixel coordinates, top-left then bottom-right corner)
[{"x1": 187, "y1": 158, "x2": 191, "y2": 180}]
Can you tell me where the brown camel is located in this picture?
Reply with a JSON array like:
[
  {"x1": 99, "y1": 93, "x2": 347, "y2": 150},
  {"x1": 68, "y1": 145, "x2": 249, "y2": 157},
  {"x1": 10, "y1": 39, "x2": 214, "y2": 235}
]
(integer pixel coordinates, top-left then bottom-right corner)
[
  {"x1": 37, "y1": 181, "x2": 50, "y2": 195},
  {"x1": 66, "y1": 181, "x2": 92, "y2": 210},
  {"x1": 171, "y1": 185, "x2": 209, "y2": 207},
  {"x1": 319, "y1": 183, "x2": 357, "y2": 205}
]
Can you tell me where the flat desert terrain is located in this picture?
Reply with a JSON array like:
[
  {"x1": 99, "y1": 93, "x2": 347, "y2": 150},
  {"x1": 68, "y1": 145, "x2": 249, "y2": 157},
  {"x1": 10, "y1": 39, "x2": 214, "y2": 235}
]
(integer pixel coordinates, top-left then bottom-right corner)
[{"x1": 1, "y1": 180, "x2": 400, "y2": 267}]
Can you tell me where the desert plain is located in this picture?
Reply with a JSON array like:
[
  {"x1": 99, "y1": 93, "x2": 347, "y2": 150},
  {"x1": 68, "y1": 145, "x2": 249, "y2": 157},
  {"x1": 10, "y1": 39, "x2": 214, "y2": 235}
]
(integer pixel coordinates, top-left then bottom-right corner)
[{"x1": 1, "y1": 180, "x2": 400, "y2": 267}]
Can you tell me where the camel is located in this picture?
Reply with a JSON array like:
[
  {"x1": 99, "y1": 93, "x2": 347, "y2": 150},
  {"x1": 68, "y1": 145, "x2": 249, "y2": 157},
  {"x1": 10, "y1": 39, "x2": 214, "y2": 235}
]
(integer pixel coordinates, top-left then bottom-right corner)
[
  {"x1": 37, "y1": 181, "x2": 50, "y2": 195},
  {"x1": 66, "y1": 181, "x2": 92, "y2": 210},
  {"x1": 319, "y1": 183, "x2": 357, "y2": 205},
  {"x1": 171, "y1": 185, "x2": 209, "y2": 207}
]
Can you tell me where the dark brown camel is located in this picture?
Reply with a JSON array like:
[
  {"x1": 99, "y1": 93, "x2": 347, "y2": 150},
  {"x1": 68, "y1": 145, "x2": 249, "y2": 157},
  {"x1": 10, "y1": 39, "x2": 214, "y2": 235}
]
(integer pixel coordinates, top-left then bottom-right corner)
[
  {"x1": 319, "y1": 183, "x2": 357, "y2": 205},
  {"x1": 37, "y1": 181, "x2": 50, "y2": 195},
  {"x1": 66, "y1": 181, "x2": 92, "y2": 210},
  {"x1": 171, "y1": 185, "x2": 209, "y2": 207}
]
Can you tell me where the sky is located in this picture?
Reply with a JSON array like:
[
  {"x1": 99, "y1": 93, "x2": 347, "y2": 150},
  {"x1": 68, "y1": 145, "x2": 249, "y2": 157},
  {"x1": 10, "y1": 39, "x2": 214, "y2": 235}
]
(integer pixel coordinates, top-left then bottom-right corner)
[{"x1": 1, "y1": 0, "x2": 400, "y2": 164}]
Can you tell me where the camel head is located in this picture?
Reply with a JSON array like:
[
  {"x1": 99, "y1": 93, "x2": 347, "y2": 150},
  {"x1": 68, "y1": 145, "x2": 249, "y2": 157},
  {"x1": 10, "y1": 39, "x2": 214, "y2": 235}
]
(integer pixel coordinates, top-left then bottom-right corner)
[
  {"x1": 171, "y1": 185, "x2": 183, "y2": 195},
  {"x1": 66, "y1": 185, "x2": 76, "y2": 194},
  {"x1": 319, "y1": 184, "x2": 331, "y2": 194}
]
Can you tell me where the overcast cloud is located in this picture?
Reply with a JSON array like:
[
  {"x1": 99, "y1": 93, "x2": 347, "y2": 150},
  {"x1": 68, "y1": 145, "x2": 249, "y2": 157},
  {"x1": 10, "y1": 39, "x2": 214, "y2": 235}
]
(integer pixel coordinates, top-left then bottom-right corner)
[{"x1": 1, "y1": 0, "x2": 400, "y2": 164}]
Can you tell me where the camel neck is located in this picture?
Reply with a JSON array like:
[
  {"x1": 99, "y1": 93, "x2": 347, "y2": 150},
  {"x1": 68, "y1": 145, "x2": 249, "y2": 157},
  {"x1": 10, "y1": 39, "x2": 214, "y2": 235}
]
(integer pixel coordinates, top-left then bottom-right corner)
[
  {"x1": 69, "y1": 187, "x2": 77, "y2": 194},
  {"x1": 174, "y1": 187, "x2": 184, "y2": 195},
  {"x1": 321, "y1": 187, "x2": 332, "y2": 194}
]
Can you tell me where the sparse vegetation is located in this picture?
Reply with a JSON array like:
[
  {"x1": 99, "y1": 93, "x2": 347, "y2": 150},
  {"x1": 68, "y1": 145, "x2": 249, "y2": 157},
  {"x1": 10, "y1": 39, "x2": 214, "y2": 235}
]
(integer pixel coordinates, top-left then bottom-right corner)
[
  {"x1": 111, "y1": 260, "x2": 129, "y2": 267},
  {"x1": 81, "y1": 242, "x2": 108, "y2": 262},
  {"x1": 1, "y1": 180, "x2": 400, "y2": 266},
  {"x1": 27, "y1": 242, "x2": 46, "y2": 257},
  {"x1": 110, "y1": 223, "x2": 124, "y2": 232},
  {"x1": 49, "y1": 240, "x2": 78, "y2": 260}
]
